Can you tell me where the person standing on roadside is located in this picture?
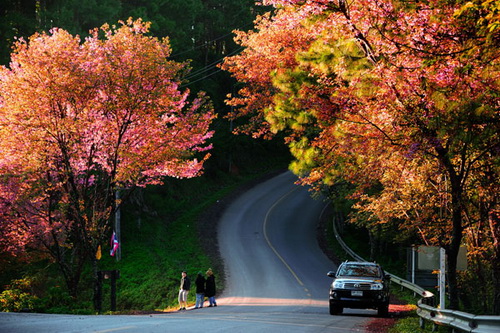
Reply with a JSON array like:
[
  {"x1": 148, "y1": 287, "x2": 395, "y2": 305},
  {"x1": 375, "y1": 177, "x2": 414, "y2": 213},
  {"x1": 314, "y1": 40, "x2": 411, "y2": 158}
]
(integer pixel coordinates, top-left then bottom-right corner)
[
  {"x1": 178, "y1": 271, "x2": 190, "y2": 311},
  {"x1": 194, "y1": 272, "x2": 205, "y2": 309},
  {"x1": 205, "y1": 268, "x2": 217, "y2": 307}
]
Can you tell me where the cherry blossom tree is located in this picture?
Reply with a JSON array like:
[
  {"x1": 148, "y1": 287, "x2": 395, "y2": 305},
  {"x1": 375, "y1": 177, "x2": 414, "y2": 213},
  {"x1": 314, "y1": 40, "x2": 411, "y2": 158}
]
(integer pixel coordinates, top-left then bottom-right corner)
[
  {"x1": 223, "y1": 1, "x2": 499, "y2": 311},
  {"x1": 0, "y1": 19, "x2": 215, "y2": 306}
]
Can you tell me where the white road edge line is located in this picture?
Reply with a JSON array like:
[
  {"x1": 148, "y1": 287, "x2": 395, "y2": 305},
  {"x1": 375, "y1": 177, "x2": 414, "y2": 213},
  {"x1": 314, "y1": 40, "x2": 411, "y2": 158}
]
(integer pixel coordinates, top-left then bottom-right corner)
[{"x1": 94, "y1": 326, "x2": 137, "y2": 333}]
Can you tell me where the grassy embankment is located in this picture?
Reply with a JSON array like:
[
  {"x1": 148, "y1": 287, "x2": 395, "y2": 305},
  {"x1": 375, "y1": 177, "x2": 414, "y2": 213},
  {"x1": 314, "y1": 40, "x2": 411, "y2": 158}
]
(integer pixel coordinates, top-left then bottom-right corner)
[{"x1": 89, "y1": 147, "x2": 291, "y2": 313}]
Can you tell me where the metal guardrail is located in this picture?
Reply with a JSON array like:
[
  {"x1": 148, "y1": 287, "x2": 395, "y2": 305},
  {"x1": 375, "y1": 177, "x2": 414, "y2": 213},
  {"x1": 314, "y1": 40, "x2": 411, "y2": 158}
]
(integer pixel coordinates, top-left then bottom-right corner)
[
  {"x1": 331, "y1": 215, "x2": 500, "y2": 332},
  {"x1": 417, "y1": 302, "x2": 500, "y2": 333}
]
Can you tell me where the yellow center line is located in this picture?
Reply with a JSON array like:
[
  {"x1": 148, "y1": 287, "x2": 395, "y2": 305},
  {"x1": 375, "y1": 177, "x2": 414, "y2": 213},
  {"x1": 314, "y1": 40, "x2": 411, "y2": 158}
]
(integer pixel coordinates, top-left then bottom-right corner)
[{"x1": 263, "y1": 186, "x2": 305, "y2": 287}]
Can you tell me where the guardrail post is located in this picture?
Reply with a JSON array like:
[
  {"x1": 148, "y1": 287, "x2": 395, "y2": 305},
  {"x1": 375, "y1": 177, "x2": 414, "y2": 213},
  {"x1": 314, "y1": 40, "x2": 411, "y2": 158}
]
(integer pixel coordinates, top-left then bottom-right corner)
[{"x1": 419, "y1": 317, "x2": 426, "y2": 329}]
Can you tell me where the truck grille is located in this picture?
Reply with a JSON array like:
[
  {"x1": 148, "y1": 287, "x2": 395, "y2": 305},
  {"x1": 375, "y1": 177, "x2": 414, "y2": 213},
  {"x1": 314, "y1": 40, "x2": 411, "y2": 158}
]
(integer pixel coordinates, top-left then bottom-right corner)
[{"x1": 344, "y1": 282, "x2": 372, "y2": 290}]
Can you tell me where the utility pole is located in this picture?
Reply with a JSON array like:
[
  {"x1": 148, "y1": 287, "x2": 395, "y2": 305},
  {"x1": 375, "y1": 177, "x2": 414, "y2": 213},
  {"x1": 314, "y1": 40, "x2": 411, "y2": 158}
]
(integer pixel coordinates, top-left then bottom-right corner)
[{"x1": 115, "y1": 190, "x2": 121, "y2": 261}]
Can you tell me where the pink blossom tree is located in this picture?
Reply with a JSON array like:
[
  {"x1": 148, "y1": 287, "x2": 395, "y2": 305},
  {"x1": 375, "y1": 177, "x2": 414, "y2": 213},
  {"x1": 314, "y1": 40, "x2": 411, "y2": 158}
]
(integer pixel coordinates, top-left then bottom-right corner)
[{"x1": 0, "y1": 19, "x2": 215, "y2": 305}]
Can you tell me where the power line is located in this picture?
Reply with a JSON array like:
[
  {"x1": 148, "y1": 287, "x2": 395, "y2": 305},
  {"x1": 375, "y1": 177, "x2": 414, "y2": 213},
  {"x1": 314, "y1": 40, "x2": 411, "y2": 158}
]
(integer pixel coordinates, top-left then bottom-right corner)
[
  {"x1": 170, "y1": 22, "x2": 254, "y2": 58},
  {"x1": 183, "y1": 47, "x2": 244, "y2": 81},
  {"x1": 180, "y1": 68, "x2": 224, "y2": 88}
]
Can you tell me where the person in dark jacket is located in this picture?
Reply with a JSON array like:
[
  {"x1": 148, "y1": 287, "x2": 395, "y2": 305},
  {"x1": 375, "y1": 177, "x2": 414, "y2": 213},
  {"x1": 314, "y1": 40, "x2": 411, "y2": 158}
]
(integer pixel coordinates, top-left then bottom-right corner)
[
  {"x1": 205, "y1": 268, "x2": 217, "y2": 307},
  {"x1": 194, "y1": 272, "x2": 206, "y2": 309},
  {"x1": 178, "y1": 271, "x2": 190, "y2": 311}
]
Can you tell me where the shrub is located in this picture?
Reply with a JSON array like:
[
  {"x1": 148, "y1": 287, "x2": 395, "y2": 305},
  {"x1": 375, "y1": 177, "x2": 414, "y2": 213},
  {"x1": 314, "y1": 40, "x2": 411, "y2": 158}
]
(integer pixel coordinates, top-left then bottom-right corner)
[{"x1": 0, "y1": 278, "x2": 39, "y2": 312}]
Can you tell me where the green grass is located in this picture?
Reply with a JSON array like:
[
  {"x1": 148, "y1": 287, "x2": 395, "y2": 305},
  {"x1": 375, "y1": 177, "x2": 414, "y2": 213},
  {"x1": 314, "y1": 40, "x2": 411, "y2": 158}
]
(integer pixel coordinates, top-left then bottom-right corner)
[{"x1": 389, "y1": 315, "x2": 451, "y2": 333}]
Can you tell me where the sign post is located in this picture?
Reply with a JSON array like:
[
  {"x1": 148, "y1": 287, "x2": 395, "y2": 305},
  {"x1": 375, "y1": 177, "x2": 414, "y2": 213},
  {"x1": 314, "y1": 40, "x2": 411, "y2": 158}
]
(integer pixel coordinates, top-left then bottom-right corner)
[
  {"x1": 415, "y1": 245, "x2": 467, "y2": 309},
  {"x1": 439, "y1": 247, "x2": 446, "y2": 309},
  {"x1": 97, "y1": 270, "x2": 120, "y2": 312},
  {"x1": 411, "y1": 246, "x2": 416, "y2": 284}
]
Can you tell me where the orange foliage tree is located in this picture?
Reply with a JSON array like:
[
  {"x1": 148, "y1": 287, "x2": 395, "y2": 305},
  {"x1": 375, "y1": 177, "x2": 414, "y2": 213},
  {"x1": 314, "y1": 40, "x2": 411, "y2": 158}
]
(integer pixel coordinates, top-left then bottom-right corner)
[
  {"x1": 223, "y1": 0, "x2": 499, "y2": 311},
  {"x1": 0, "y1": 19, "x2": 215, "y2": 306}
]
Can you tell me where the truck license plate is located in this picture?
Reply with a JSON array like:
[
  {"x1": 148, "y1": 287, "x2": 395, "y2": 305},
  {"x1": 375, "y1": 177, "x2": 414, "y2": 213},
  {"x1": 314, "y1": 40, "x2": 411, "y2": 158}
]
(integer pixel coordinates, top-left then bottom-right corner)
[{"x1": 351, "y1": 291, "x2": 363, "y2": 297}]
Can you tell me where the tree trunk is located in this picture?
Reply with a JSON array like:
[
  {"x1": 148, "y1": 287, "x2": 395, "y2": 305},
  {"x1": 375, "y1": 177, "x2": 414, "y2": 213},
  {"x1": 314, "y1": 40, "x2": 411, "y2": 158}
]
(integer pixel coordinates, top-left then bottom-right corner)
[
  {"x1": 489, "y1": 210, "x2": 500, "y2": 314},
  {"x1": 432, "y1": 135, "x2": 464, "y2": 310},
  {"x1": 92, "y1": 257, "x2": 101, "y2": 313},
  {"x1": 51, "y1": 240, "x2": 84, "y2": 300},
  {"x1": 446, "y1": 241, "x2": 460, "y2": 310},
  {"x1": 492, "y1": 250, "x2": 500, "y2": 315},
  {"x1": 59, "y1": 260, "x2": 81, "y2": 299},
  {"x1": 368, "y1": 229, "x2": 376, "y2": 261},
  {"x1": 446, "y1": 175, "x2": 464, "y2": 310}
]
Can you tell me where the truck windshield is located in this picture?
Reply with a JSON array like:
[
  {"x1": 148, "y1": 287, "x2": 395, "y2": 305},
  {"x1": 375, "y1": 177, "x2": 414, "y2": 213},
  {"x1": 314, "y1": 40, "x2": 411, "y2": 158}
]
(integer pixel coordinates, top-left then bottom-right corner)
[{"x1": 338, "y1": 265, "x2": 380, "y2": 277}]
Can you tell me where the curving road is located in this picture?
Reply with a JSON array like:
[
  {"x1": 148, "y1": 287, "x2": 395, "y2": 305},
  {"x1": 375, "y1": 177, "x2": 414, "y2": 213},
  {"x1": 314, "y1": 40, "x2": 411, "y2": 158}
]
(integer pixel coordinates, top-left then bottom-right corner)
[
  {"x1": 0, "y1": 172, "x2": 376, "y2": 332},
  {"x1": 219, "y1": 171, "x2": 333, "y2": 303},
  {"x1": 214, "y1": 171, "x2": 377, "y2": 331}
]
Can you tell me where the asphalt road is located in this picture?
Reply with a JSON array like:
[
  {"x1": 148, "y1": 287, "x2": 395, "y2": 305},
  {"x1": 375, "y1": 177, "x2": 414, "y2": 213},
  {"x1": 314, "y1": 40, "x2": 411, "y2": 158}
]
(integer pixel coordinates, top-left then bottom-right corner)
[{"x1": 0, "y1": 171, "x2": 376, "y2": 332}]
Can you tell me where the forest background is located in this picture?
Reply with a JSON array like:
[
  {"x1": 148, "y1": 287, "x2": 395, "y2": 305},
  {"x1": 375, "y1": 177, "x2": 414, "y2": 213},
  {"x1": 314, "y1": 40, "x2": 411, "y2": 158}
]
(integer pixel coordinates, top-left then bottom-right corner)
[{"x1": 0, "y1": 0, "x2": 499, "y2": 318}]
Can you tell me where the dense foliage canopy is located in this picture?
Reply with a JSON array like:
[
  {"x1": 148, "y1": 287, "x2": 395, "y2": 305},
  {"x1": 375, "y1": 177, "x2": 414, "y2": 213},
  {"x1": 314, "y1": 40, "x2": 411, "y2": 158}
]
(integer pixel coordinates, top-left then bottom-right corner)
[
  {"x1": 222, "y1": 0, "x2": 500, "y2": 312},
  {"x1": 0, "y1": 19, "x2": 214, "y2": 301}
]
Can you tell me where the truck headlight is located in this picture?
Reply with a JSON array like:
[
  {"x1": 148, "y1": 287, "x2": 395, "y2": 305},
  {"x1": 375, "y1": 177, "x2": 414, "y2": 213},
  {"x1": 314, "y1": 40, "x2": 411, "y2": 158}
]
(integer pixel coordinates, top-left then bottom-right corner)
[{"x1": 333, "y1": 280, "x2": 344, "y2": 289}]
